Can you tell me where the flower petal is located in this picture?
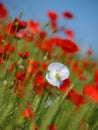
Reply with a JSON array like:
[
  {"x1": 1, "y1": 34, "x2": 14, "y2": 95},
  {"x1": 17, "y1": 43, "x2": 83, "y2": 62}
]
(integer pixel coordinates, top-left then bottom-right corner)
[{"x1": 46, "y1": 73, "x2": 62, "y2": 87}]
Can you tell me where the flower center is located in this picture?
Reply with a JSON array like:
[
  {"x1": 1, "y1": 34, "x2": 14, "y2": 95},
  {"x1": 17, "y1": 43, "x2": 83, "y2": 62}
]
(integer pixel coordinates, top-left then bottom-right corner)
[{"x1": 54, "y1": 71, "x2": 61, "y2": 80}]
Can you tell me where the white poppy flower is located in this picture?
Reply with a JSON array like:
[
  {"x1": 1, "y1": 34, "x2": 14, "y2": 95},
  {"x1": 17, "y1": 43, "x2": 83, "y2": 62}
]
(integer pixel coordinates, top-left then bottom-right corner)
[{"x1": 46, "y1": 62, "x2": 70, "y2": 87}]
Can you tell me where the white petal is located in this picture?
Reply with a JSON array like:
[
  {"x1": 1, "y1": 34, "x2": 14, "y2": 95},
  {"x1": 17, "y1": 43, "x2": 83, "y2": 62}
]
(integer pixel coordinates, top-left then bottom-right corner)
[
  {"x1": 46, "y1": 74, "x2": 62, "y2": 87},
  {"x1": 58, "y1": 67, "x2": 70, "y2": 80},
  {"x1": 48, "y1": 62, "x2": 65, "y2": 71}
]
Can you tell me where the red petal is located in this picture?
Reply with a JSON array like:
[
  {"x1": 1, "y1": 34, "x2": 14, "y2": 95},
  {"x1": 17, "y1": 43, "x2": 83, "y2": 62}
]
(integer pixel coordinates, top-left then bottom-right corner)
[
  {"x1": 58, "y1": 78, "x2": 71, "y2": 92},
  {"x1": 62, "y1": 39, "x2": 79, "y2": 54},
  {"x1": 65, "y1": 29, "x2": 74, "y2": 38},
  {"x1": 49, "y1": 124, "x2": 57, "y2": 130},
  {"x1": 94, "y1": 70, "x2": 98, "y2": 86},
  {"x1": 83, "y1": 84, "x2": 98, "y2": 103},
  {"x1": 47, "y1": 11, "x2": 58, "y2": 21},
  {"x1": 63, "y1": 11, "x2": 73, "y2": 19}
]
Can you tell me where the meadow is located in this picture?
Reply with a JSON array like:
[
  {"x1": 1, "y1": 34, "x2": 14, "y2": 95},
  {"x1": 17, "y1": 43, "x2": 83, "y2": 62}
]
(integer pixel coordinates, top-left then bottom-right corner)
[{"x1": 0, "y1": 2, "x2": 98, "y2": 130}]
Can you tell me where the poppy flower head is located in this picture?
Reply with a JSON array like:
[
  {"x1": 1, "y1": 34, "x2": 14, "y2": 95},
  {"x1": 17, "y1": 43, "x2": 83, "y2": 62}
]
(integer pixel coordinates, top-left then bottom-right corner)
[
  {"x1": 23, "y1": 107, "x2": 33, "y2": 119},
  {"x1": 0, "y1": 2, "x2": 8, "y2": 19},
  {"x1": 18, "y1": 51, "x2": 29, "y2": 59},
  {"x1": 49, "y1": 124, "x2": 57, "y2": 130},
  {"x1": 0, "y1": 58, "x2": 4, "y2": 64},
  {"x1": 95, "y1": 70, "x2": 98, "y2": 86},
  {"x1": 47, "y1": 11, "x2": 58, "y2": 21},
  {"x1": 62, "y1": 39, "x2": 79, "y2": 54},
  {"x1": 65, "y1": 29, "x2": 74, "y2": 39},
  {"x1": 87, "y1": 49, "x2": 93, "y2": 56},
  {"x1": 46, "y1": 62, "x2": 70, "y2": 87},
  {"x1": 5, "y1": 18, "x2": 27, "y2": 35},
  {"x1": 14, "y1": 17, "x2": 27, "y2": 29},
  {"x1": 67, "y1": 88, "x2": 86, "y2": 111},
  {"x1": 63, "y1": 11, "x2": 73, "y2": 19},
  {"x1": 28, "y1": 20, "x2": 40, "y2": 33},
  {"x1": 83, "y1": 84, "x2": 98, "y2": 103}
]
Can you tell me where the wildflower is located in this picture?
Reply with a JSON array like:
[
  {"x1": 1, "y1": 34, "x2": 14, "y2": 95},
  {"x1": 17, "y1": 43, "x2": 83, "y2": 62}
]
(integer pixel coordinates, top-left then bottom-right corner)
[
  {"x1": 28, "y1": 20, "x2": 40, "y2": 33},
  {"x1": 8, "y1": 63, "x2": 15, "y2": 73},
  {"x1": 63, "y1": 11, "x2": 73, "y2": 19},
  {"x1": 87, "y1": 49, "x2": 93, "y2": 56},
  {"x1": 0, "y1": 2, "x2": 8, "y2": 19},
  {"x1": 83, "y1": 84, "x2": 98, "y2": 103},
  {"x1": 67, "y1": 88, "x2": 86, "y2": 112},
  {"x1": 15, "y1": 71, "x2": 26, "y2": 81},
  {"x1": 46, "y1": 62, "x2": 70, "y2": 87},
  {"x1": 0, "y1": 58, "x2": 4, "y2": 64},
  {"x1": 14, "y1": 17, "x2": 27, "y2": 29},
  {"x1": 38, "y1": 30, "x2": 47, "y2": 41},
  {"x1": 23, "y1": 107, "x2": 33, "y2": 119},
  {"x1": 83, "y1": 69, "x2": 98, "y2": 102},
  {"x1": 49, "y1": 124, "x2": 57, "y2": 130},
  {"x1": 61, "y1": 39, "x2": 79, "y2": 54},
  {"x1": 26, "y1": 60, "x2": 39, "y2": 75},
  {"x1": 33, "y1": 71, "x2": 45, "y2": 96},
  {"x1": 47, "y1": 11, "x2": 58, "y2": 21},
  {"x1": 34, "y1": 125, "x2": 38, "y2": 130},
  {"x1": 64, "y1": 29, "x2": 74, "y2": 39},
  {"x1": 23, "y1": 30, "x2": 34, "y2": 41},
  {"x1": 18, "y1": 51, "x2": 29, "y2": 59},
  {"x1": 95, "y1": 70, "x2": 98, "y2": 86},
  {"x1": 5, "y1": 18, "x2": 27, "y2": 35}
]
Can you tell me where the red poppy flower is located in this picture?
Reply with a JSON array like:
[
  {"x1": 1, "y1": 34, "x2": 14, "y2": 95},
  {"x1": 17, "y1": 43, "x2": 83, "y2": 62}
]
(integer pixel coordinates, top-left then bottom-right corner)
[
  {"x1": 23, "y1": 30, "x2": 34, "y2": 41},
  {"x1": 72, "y1": 61, "x2": 79, "y2": 73},
  {"x1": 42, "y1": 61, "x2": 48, "y2": 70},
  {"x1": 82, "y1": 59, "x2": 89, "y2": 69},
  {"x1": 34, "y1": 125, "x2": 38, "y2": 130},
  {"x1": 83, "y1": 84, "x2": 98, "y2": 103},
  {"x1": 39, "y1": 31, "x2": 47, "y2": 41},
  {"x1": 26, "y1": 60, "x2": 39, "y2": 75},
  {"x1": 33, "y1": 71, "x2": 45, "y2": 96},
  {"x1": 6, "y1": 43, "x2": 15, "y2": 52},
  {"x1": 49, "y1": 124, "x2": 57, "y2": 130},
  {"x1": 0, "y1": 58, "x2": 4, "y2": 64},
  {"x1": 78, "y1": 68, "x2": 87, "y2": 81},
  {"x1": 79, "y1": 74, "x2": 87, "y2": 81},
  {"x1": 0, "y1": 50, "x2": 3, "y2": 56},
  {"x1": 63, "y1": 11, "x2": 73, "y2": 19},
  {"x1": 61, "y1": 39, "x2": 79, "y2": 54},
  {"x1": 67, "y1": 88, "x2": 86, "y2": 112},
  {"x1": 14, "y1": 17, "x2": 27, "y2": 29},
  {"x1": 65, "y1": 29, "x2": 74, "y2": 39},
  {"x1": 28, "y1": 20, "x2": 40, "y2": 33},
  {"x1": 18, "y1": 51, "x2": 29, "y2": 59},
  {"x1": 47, "y1": 11, "x2": 58, "y2": 21},
  {"x1": 5, "y1": 18, "x2": 27, "y2": 35},
  {"x1": 58, "y1": 78, "x2": 71, "y2": 92},
  {"x1": 87, "y1": 49, "x2": 93, "y2": 56},
  {"x1": 36, "y1": 39, "x2": 53, "y2": 55},
  {"x1": 0, "y1": 2, "x2": 8, "y2": 19},
  {"x1": 23, "y1": 107, "x2": 33, "y2": 119},
  {"x1": 2, "y1": 43, "x2": 15, "y2": 59},
  {"x1": 8, "y1": 63, "x2": 15, "y2": 73},
  {"x1": 15, "y1": 71, "x2": 26, "y2": 81},
  {"x1": 94, "y1": 70, "x2": 98, "y2": 86}
]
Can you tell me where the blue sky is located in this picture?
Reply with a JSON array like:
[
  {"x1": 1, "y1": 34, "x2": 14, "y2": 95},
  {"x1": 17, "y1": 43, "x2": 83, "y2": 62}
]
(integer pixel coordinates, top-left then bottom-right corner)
[{"x1": 1, "y1": 0, "x2": 98, "y2": 55}]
